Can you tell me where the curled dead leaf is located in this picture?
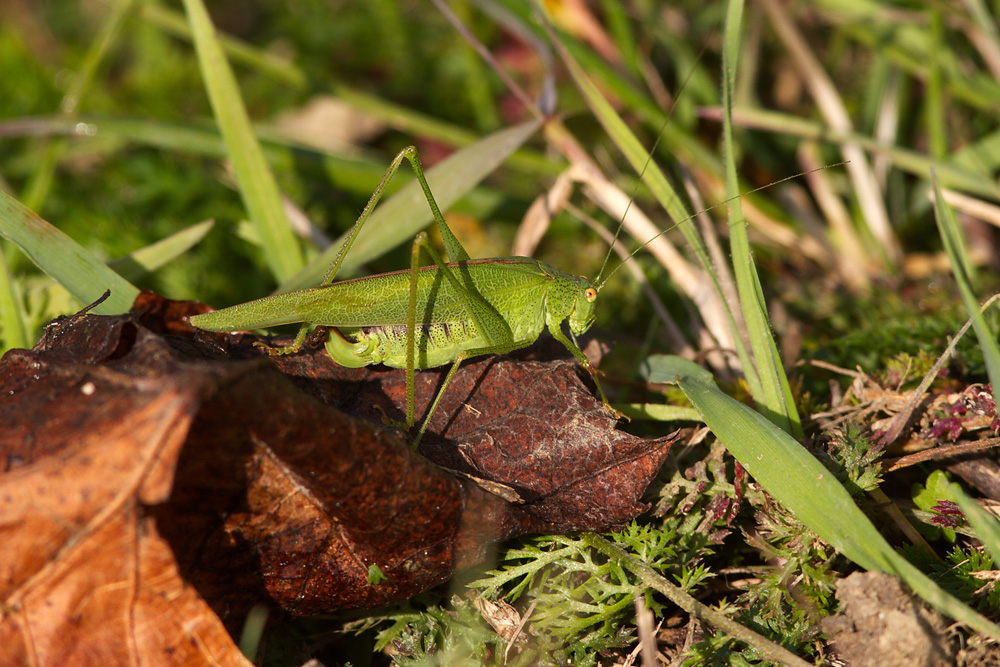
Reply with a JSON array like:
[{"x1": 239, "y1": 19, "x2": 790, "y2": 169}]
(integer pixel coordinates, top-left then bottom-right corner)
[{"x1": 0, "y1": 291, "x2": 675, "y2": 654}]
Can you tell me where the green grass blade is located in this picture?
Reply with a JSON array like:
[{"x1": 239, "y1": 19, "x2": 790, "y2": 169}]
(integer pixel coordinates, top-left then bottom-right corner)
[
  {"x1": 138, "y1": 2, "x2": 307, "y2": 89},
  {"x1": 20, "y1": 0, "x2": 133, "y2": 212},
  {"x1": 107, "y1": 219, "x2": 214, "y2": 282},
  {"x1": 277, "y1": 117, "x2": 543, "y2": 293},
  {"x1": 181, "y1": 0, "x2": 303, "y2": 283},
  {"x1": 551, "y1": 34, "x2": 702, "y2": 265},
  {"x1": 61, "y1": 0, "x2": 135, "y2": 115},
  {"x1": 954, "y1": 488, "x2": 1000, "y2": 571},
  {"x1": 0, "y1": 112, "x2": 559, "y2": 204},
  {"x1": 0, "y1": 115, "x2": 421, "y2": 201},
  {"x1": 539, "y1": 7, "x2": 761, "y2": 405},
  {"x1": 813, "y1": 0, "x2": 1000, "y2": 112},
  {"x1": 547, "y1": 0, "x2": 800, "y2": 430},
  {"x1": 932, "y1": 173, "x2": 1000, "y2": 406},
  {"x1": 715, "y1": 107, "x2": 1000, "y2": 200},
  {"x1": 720, "y1": 0, "x2": 800, "y2": 435},
  {"x1": 0, "y1": 191, "x2": 138, "y2": 315},
  {"x1": 138, "y1": 5, "x2": 560, "y2": 177},
  {"x1": 926, "y1": 11, "x2": 947, "y2": 160},
  {"x1": 0, "y1": 245, "x2": 29, "y2": 351},
  {"x1": 929, "y1": 471, "x2": 1000, "y2": 573},
  {"x1": 561, "y1": 30, "x2": 722, "y2": 173},
  {"x1": 619, "y1": 403, "x2": 702, "y2": 422},
  {"x1": 642, "y1": 354, "x2": 1000, "y2": 640}
]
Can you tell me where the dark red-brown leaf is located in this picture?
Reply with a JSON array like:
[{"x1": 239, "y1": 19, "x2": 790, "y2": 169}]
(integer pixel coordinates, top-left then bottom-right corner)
[{"x1": 0, "y1": 292, "x2": 676, "y2": 638}]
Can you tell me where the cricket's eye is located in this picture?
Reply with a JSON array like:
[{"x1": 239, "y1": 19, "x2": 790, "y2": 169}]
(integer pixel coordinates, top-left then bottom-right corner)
[{"x1": 585, "y1": 287, "x2": 597, "y2": 301}]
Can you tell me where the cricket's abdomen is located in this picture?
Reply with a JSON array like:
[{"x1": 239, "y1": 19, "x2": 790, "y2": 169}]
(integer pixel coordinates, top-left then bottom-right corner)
[
  {"x1": 318, "y1": 257, "x2": 559, "y2": 369},
  {"x1": 354, "y1": 320, "x2": 483, "y2": 369}
]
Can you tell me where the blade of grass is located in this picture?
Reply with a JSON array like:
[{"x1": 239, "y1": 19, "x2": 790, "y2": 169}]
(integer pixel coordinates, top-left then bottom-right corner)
[
  {"x1": 327, "y1": 86, "x2": 558, "y2": 178},
  {"x1": 0, "y1": 244, "x2": 29, "y2": 351},
  {"x1": 107, "y1": 219, "x2": 214, "y2": 282},
  {"x1": 537, "y1": 4, "x2": 759, "y2": 402},
  {"x1": 138, "y1": 3, "x2": 556, "y2": 177},
  {"x1": 20, "y1": 0, "x2": 134, "y2": 213},
  {"x1": 181, "y1": 0, "x2": 303, "y2": 283},
  {"x1": 0, "y1": 191, "x2": 138, "y2": 315},
  {"x1": 563, "y1": 31, "x2": 721, "y2": 172},
  {"x1": 926, "y1": 11, "x2": 947, "y2": 160},
  {"x1": 546, "y1": 30, "x2": 706, "y2": 270},
  {"x1": 0, "y1": 115, "x2": 440, "y2": 199},
  {"x1": 0, "y1": 111, "x2": 561, "y2": 200},
  {"x1": 641, "y1": 354, "x2": 1000, "y2": 641},
  {"x1": 953, "y1": 487, "x2": 1000, "y2": 571},
  {"x1": 813, "y1": 0, "x2": 1000, "y2": 112},
  {"x1": 720, "y1": 0, "x2": 800, "y2": 436},
  {"x1": 277, "y1": 117, "x2": 543, "y2": 293},
  {"x1": 619, "y1": 403, "x2": 702, "y2": 422},
  {"x1": 932, "y1": 171, "x2": 1000, "y2": 406},
  {"x1": 439, "y1": 1, "x2": 502, "y2": 131},
  {"x1": 711, "y1": 107, "x2": 1000, "y2": 200},
  {"x1": 138, "y1": 2, "x2": 307, "y2": 89},
  {"x1": 543, "y1": 0, "x2": 801, "y2": 432},
  {"x1": 760, "y1": 0, "x2": 899, "y2": 266},
  {"x1": 962, "y1": 0, "x2": 1000, "y2": 81}
]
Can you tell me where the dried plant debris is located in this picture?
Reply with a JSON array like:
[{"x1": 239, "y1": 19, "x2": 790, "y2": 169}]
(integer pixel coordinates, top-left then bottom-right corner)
[
  {"x1": 0, "y1": 292, "x2": 675, "y2": 656},
  {"x1": 821, "y1": 572, "x2": 954, "y2": 667}
]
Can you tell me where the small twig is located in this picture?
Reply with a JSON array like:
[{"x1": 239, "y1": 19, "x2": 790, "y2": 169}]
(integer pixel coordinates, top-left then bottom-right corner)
[
  {"x1": 583, "y1": 534, "x2": 814, "y2": 667},
  {"x1": 879, "y1": 298, "x2": 992, "y2": 446},
  {"x1": 633, "y1": 593, "x2": 659, "y2": 667},
  {"x1": 885, "y1": 438, "x2": 1000, "y2": 472},
  {"x1": 504, "y1": 601, "x2": 536, "y2": 665}
]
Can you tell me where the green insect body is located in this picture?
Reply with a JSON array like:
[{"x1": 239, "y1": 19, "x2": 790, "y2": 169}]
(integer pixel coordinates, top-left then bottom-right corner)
[
  {"x1": 193, "y1": 257, "x2": 598, "y2": 370},
  {"x1": 190, "y1": 146, "x2": 614, "y2": 445}
]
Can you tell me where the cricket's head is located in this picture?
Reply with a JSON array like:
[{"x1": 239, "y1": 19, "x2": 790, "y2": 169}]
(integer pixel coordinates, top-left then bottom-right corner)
[{"x1": 568, "y1": 278, "x2": 598, "y2": 337}]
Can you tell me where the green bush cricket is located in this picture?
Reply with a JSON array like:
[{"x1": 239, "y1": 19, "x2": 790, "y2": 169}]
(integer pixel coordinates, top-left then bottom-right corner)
[{"x1": 189, "y1": 146, "x2": 621, "y2": 445}]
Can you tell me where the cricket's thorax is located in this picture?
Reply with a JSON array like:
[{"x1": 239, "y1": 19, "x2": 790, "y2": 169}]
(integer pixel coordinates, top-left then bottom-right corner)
[{"x1": 314, "y1": 257, "x2": 594, "y2": 369}]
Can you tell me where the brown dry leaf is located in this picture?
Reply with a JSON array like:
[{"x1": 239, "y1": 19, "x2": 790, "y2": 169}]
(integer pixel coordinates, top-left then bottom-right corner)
[
  {"x1": 1, "y1": 291, "x2": 675, "y2": 640},
  {"x1": 267, "y1": 332, "x2": 675, "y2": 535},
  {"x1": 273, "y1": 95, "x2": 385, "y2": 153},
  {"x1": 0, "y1": 306, "x2": 250, "y2": 666}
]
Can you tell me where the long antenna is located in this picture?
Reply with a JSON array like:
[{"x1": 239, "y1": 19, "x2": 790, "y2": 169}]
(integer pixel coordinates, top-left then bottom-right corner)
[
  {"x1": 594, "y1": 42, "x2": 712, "y2": 287},
  {"x1": 595, "y1": 164, "x2": 847, "y2": 290}
]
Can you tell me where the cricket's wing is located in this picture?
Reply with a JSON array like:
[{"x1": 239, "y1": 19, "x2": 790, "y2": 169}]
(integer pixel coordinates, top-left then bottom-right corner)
[{"x1": 189, "y1": 257, "x2": 555, "y2": 338}]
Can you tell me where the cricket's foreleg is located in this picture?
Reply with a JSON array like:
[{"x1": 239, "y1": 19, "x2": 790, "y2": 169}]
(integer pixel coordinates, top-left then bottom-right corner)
[{"x1": 548, "y1": 323, "x2": 626, "y2": 420}]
